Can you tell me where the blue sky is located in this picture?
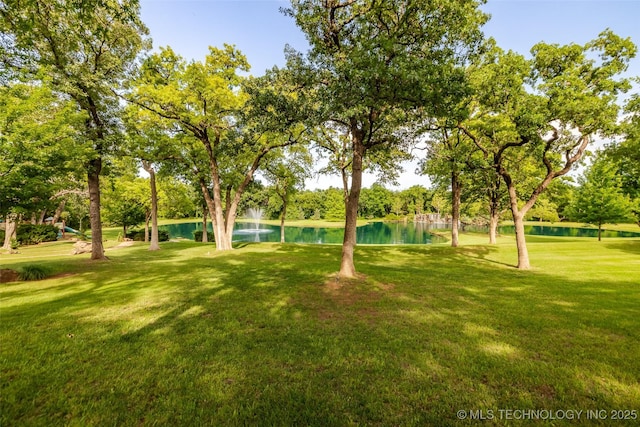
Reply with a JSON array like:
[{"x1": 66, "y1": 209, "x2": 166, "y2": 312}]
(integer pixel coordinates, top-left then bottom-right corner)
[{"x1": 139, "y1": 0, "x2": 640, "y2": 189}]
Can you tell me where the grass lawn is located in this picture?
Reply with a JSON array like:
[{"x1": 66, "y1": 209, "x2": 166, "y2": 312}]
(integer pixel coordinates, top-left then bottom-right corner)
[{"x1": 1, "y1": 233, "x2": 639, "y2": 425}]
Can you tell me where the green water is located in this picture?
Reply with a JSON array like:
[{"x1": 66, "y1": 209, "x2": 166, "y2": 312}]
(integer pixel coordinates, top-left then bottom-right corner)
[
  {"x1": 497, "y1": 224, "x2": 640, "y2": 238},
  {"x1": 160, "y1": 221, "x2": 447, "y2": 244},
  {"x1": 456, "y1": 223, "x2": 640, "y2": 238},
  {"x1": 161, "y1": 221, "x2": 640, "y2": 244}
]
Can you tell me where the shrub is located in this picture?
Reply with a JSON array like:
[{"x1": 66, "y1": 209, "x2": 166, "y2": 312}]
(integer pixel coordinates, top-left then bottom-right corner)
[
  {"x1": 18, "y1": 265, "x2": 50, "y2": 281},
  {"x1": 126, "y1": 229, "x2": 170, "y2": 242},
  {"x1": 17, "y1": 224, "x2": 59, "y2": 245},
  {"x1": 194, "y1": 230, "x2": 215, "y2": 242}
]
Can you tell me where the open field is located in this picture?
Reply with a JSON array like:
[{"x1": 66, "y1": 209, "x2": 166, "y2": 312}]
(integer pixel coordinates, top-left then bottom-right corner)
[{"x1": 1, "y1": 232, "x2": 639, "y2": 425}]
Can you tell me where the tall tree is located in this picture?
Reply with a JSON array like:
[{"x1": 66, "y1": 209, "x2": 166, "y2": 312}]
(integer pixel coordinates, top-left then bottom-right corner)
[
  {"x1": 129, "y1": 47, "x2": 307, "y2": 250},
  {"x1": 606, "y1": 94, "x2": 640, "y2": 225},
  {"x1": 421, "y1": 122, "x2": 484, "y2": 246},
  {"x1": 1, "y1": 0, "x2": 150, "y2": 259},
  {"x1": 460, "y1": 33, "x2": 636, "y2": 269},
  {"x1": 567, "y1": 153, "x2": 632, "y2": 240},
  {"x1": 285, "y1": 0, "x2": 487, "y2": 277},
  {"x1": 263, "y1": 147, "x2": 313, "y2": 243},
  {"x1": 122, "y1": 104, "x2": 179, "y2": 251}
]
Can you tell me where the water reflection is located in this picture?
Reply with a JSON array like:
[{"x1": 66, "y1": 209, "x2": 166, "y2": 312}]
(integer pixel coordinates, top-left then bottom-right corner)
[
  {"x1": 160, "y1": 221, "x2": 639, "y2": 244},
  {"x1": 160, "y1": 221, "x2": 448, "y2": 244}
]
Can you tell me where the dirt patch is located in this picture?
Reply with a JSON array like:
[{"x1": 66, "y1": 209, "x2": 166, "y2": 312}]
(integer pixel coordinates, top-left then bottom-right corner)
[
  {"x1": 322, "y1": 273, "x2": 378, "y2": 305},
  {"x1": 533, "y1": 384, "x2": 557, "y2": 400},
  {"x1": 322, "y1": 274, "x2": 396, "y2": 303},
  {"x1": 0, "y1": 269, "x2": 19, "y2": 283},
  {"x1": 310, "y1": 274, "x2": 397, "y2": 323}
]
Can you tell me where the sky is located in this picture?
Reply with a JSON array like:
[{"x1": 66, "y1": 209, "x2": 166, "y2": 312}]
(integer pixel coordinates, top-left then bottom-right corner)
[{"x1": 139, "y1": 0, "x2": 640, "y2": 190}]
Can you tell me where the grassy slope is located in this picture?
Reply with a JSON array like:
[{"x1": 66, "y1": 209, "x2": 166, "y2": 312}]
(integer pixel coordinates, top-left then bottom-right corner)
[{"x1": 1, "y1": 234, "x2": 639, "y2": 426}]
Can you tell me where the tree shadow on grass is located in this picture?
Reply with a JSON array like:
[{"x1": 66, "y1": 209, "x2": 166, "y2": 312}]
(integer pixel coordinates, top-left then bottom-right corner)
[
  {"x1": 2, "y1": 240, "x2": 639, "y2": 425},
  {"x1": 603, "y1": 239, "x2": 640, "y2": 256}
]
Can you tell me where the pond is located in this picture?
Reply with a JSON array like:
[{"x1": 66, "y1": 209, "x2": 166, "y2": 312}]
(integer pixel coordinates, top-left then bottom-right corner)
[
  {"x1": 161, "y1": 221, "x2": 640, "y2": 245},
  {"x1": 160, "y1": 221, "x2": 448, "y2": 245},
  {"x1": 497, "y1": 224, "x2": 640, "y2": 238},
  {"x1": 456, "y1": 223, "x2": 640, "y2": 238}
]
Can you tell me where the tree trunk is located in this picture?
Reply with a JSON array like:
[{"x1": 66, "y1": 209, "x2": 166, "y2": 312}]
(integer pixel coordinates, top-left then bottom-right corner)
[
  {"x1": 339, "y1": 131, "x2": 364, "y2": 278},
  {"x1": 221, "y1": 151, "x2": 271, "y2": 251},
  {"x1": 87, "y1": 158, "x2": 106, "y2": 260},
  {"x1": 2, "y1": 214, "x2": 17, "y2": 250},
  {"x1": 451, "y1": 170, "x2": 461, "y2": 248},
  {"x1": 210, "y1": 159, "x2": 233, "y2": 250},
  {"x1": 506, "y1": 181, "x2": 530, "y2": 269},
  {"x1": 198, "y1": 179, "x2": 218, "y2": 245},
  {"x1": 123, "y1": 224, "x2": 127, "y2": 240},
  {"x1": 144, "y1": 163, "x2": 160, "y2": 251},
  {"x1": 38, "y1": 210, "x2": 46, "y2": 225},
  {"x1": 489, "y1": 213, "x2": 499, "y2": 245},
  {"x1": 598, "y1": 223, "x2": 602, "y2": 241},
  {"x1": 202, "y1": 209, "x2": 208, "y2": 243},
  {"x1": 52, "y1": 200, "x2": 66, "y2": 224},
  {"x1": 225, "y1": 185, "x2": 232, "y2": 220},
  {"x1": 512, "y1": 211, "x2": 530, "y2": 269}
]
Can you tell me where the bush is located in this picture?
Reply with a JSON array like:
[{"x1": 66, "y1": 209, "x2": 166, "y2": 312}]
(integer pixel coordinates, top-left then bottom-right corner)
[
  {"x1": 125, "y1": 229, "x2": 170, "y2": 242},
  {"x1": 0, "y1": 229, "x2": 4, "y2": 242},
  {"x1": 17, "y1": 224, "x2": 59, "y2": 245},
  {"x1": 18, "y1": 265, "x2": 50, "y2": 281},
  {"x1": 194, "y1": 230, "x2": 215, "y2": 242}
]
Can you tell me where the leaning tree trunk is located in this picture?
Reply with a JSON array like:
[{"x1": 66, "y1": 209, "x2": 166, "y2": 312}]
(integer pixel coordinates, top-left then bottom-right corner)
[
  {"x1": 198, "y1": 179, "x2": 218, "y2": 245},
  {"x1": 143, "y1": 161, "x2": 160, "y2": 251},
  {"x1": 339, "y1": 134, "x2": 365, "y2": 278},
  {"x1": 451, "y1": 170, "x2": 461, "y2": 248},
  {"x1": 38, "y1": 210, "x2": 46, "y2": 225},
  {"x1": 210, "y1": 160, "x2": 233, "y2": 250},
  {"x1": 506, "y1": 182, "x2": 530, "y2": 269},
  {"x1": 489, "y1": 213, "x2": 499, "y2": 244},
  {"x1": 2, "y1": 214, "x2": 17, "y2": 250},
  {"x1": 512, "y1": 211, "x2": 530, "y2": 269},
  {"x1": 87, "y1": 158, "x2": 106, "y2": 260},
  {"x1": 52, "y1": 200, "x2": 66, "y2": 224}
]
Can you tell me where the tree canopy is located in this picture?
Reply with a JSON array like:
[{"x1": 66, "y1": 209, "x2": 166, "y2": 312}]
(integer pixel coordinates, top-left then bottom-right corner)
[
  {"x1": 568, "y1": 153, "x2": 633, "y2": 240},
  {"x1": 285, "y1": 0, "x2": 488, "y2": 277},
  {"x1": 1, "y1": 0, "x2": 150, "y2": 259}
]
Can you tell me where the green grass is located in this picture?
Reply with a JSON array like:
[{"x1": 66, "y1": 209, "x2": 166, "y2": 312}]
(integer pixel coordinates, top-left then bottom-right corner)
[{"x1": 1, "y1": 235, "x2": 639, "y2": 426}]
